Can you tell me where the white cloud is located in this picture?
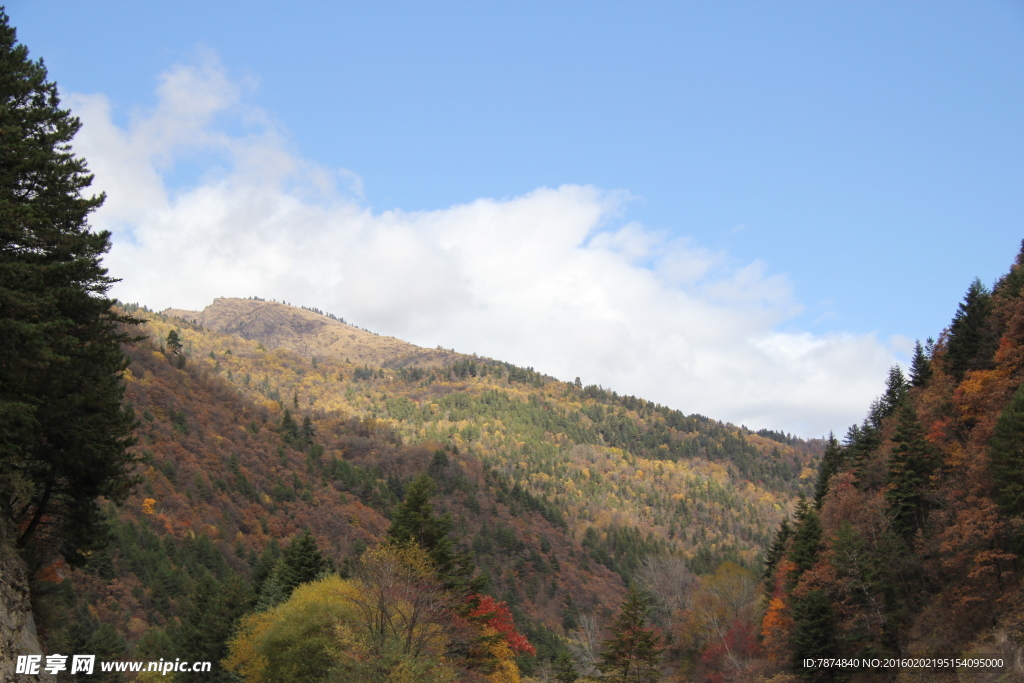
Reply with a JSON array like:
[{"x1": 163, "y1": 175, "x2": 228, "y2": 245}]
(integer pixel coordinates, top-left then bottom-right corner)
[{"x1": 71, "y1": 53, "x2": 896, "y2": 437}]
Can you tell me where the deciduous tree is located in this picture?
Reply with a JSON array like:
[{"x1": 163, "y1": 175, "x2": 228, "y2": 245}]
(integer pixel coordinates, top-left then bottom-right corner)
[{"x1": 348, "y1": 541, "x2": 461, "y2": 682}]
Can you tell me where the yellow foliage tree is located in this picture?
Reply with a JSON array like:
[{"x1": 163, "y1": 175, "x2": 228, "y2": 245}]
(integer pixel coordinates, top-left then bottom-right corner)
[
  {"x1": 344, "y1": 540, "x2": 459, "y2": 683},
  {"x1": 223, "y1": 576, "x2": 361, "y2": 683},
  {"x1": 676, "y1": 562, "x2": 758, "y2": 653},
  {"x1": 482, "y1": 626, "x2": 521, "y2": 683}
]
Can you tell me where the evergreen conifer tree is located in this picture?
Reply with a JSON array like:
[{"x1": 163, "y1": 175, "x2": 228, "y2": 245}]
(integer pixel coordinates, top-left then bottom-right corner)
[
  {"x1": 846, "y1": 417, "x2": 882, "y2": 485},
  {"x1": 826, "y1": 521, "x2": 891, "y2": 659},
  {"x1": 553, "y1": 651, "x2": 579, "y2": 683},
  {"x1": 254, "y1": 572, "x2": 287, "y2": 612},
  {"x1": 387, "y1": 473, "x2": 477, "y2": 589},
  {"x1": 762, "y1": 517, "x2": 791, "y2": 594},
  {"x1": 814, "y1": 433, "x2": 843, "y2": 507},
  {"x1": 388, "y1": 475, "x2": 453, "y2": 556},
  {"x1": 880, "y1": 365, "x2": 908, "y2": 417},
  {"x1": 165, "y1": 329, "x2": 183, "y2": 355},
  {"x1": 427, "y1": 448, "x2": 450, "y2": 481},
  {"x1": 909, "y1": 340, "x2": 933, "y2": 388},
  {"x1": 993, "y1": 240, "x2": 1024, "y2": 301},
  {"x1": 56, "y1": 604, "x2": 127, "y2": 681},
  {"x1": 279, "y1": 408, "x2": 299, "y2": 442},
  {"x1": 945, "y1": 278, "x2": 997, "y2": 381},
  {"x1": 885, "y1": 403, "x2": 937, "y2": 539},
  {"x1": 789, "y1": 589, "x2": 837, "y2": 681},
  {"x1": 252, "y1": 538, "x2": 281, "y2": 596},
  {"x1": 787, "y1": 497, "x2": 822, "y2": 587},
  {"x1": 0, "y1": 9, "x2": 140, "y2": 566},
  {"x1": 598, "y1": 587, "x2": 664, "y2": 683},
  {"x1": 277, "y1": 528, "x2": 332, "y2": 596},
  {"x1": 988, "y1": 383, "x2": 1024, "y2": 517},
  {"x1": 173, "y1": 574, "x2": 253, "y2": 682},
  {"x1": 301, "y1": 415, "x2": 315, "y2": 448}
]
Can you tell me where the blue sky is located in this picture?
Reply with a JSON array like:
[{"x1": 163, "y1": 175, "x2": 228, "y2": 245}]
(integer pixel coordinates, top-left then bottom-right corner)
[{"x1": 7, "y1": 1, "x2": 1024, "y2": 435}]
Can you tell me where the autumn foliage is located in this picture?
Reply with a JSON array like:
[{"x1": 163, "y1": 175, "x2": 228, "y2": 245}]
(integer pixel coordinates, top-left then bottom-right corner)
[
  {"x1": 469, "y1": 594, "x2": 536, "y2": 655},
  {"x1": 759, "y1": 243, "x2": 1024, "y2": 679}
]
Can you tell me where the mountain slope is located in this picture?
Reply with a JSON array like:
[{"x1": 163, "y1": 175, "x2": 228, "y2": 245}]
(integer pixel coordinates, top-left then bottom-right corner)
[
  {"x1": 165, "y1": 297, "x2": 466, "y2": 368},
  {"x1": 31, "y1": 300, "x2": 821, "y2": 679}
]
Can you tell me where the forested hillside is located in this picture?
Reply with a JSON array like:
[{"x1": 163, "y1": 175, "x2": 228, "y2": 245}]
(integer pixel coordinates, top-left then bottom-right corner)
[
  {"x1": 9, "y1": 5, "x2": 1023, "y2": 681},
  {"x1": 759, "y1": 245, "x2": 1024, "y2": 682},
  {"x1": 40, "y1": 239, "x2": 1024, "y2": 682},
  {"x1": 31, "y1": 298, "x2": 820, "y2": 681}
]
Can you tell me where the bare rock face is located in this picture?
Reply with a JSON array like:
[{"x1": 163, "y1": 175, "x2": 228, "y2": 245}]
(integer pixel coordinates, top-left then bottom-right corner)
[
  {"x1": 163, "y1": 297, "x2": 468, "y2": 369},
  {"x1": 0, "y1": 529, "x2": 41, "y2": 683}
]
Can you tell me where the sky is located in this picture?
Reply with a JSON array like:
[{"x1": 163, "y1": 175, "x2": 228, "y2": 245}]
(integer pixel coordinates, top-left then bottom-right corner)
[{"x1": 6, "y1": 2, "x2": 1024, "y2": 437}]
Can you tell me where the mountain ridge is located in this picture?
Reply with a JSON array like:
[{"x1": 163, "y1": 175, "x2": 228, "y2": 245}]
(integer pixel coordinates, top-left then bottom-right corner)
[{"x1": 163, "y1": 297, "x2": 470, "y2": 370}]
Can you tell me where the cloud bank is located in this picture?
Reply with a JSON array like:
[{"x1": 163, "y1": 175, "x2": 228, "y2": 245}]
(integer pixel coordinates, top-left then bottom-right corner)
[{"x1": 69, "y1": 53, "x2": 898, "y2": 437}]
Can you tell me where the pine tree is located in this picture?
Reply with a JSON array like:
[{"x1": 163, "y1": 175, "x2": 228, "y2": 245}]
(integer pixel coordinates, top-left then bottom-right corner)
[
  {"x1": 173, "y1": 574, "x2": 253, "y2": 682},
  {"x1": 388, "y1": 475, "x2": 452, "y2": 554},
  {"x1": 762, "y1": 517, "x2": 791, "y2": 594},
  {"x1": 993, "y1": 239, "x2": 1024, "y2": 301},
  {"x1": 826, "y1": 521, "x2": 891, "y2": 659},
  {"x1": 598, "y1": 587, "x2": 664, "y2": 683},
  {"x1": 880, "y1": 365, "x2": 908, "y2": 417},
  {"x1": 166, "y1": 329, "x2": 183, "y2": 355},
  {"x1": 0, "y1": 10, "x2": 140, "y2": 566},
  {"x1": 252, "y1": 538, "x2": 281, "y2": 596},
  {"x1": 279, "y1": 408, "x2": 299, "y2": 442},
  {"x1": 277, "y1": 528, "x2": 332, "y2": 596},
  {"x1": 813, "y1": 433, "x2": 843, "y2": 507},
  {"x1": 885, "y1": 403, "x2": 937, "y2": 539},
  {"x1": 909, "y1": 340, "x2": 933, "y2": 388},
  {"x1": 254, "y1": 571, "x2": 287, "y2": 612},
  {"x1": 387, "y1": 473, "x2": 477, "y2": 589},
  {"x1": 300, "y1": 415, "x2": 315, "y2": 448},
  {"x1": 846, "y1": 414, "x2": 884, "y2": 486},
  {"x1": 789, "y1": 589, "x2": 837, "y2": 681},
  {"x1": 55, "y1": 604, "x2": 127, "y2": 683},
  {"x1": 988, "y1": 382, "x2": 1024, "y2": 517},
  {"x1": 427, "y1": 448, "x2": 449, "y2": 480},
  {"x1": 553, "y1": 651, "x2": 579, "y2": 683},
  {"x1": 787, "y1": 497, "x2": 822, "y2": 587},
  {"x1": 945, "y1": 278, "x2": 997, "y2": 381}
]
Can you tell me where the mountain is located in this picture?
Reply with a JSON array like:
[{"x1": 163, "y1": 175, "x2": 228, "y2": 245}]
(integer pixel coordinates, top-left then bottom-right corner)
[
  {"x1": 29, "y1": 297, "x2": 822, "y2": 680},
  {"x1": 21, "y1": 264, "x2": 1024, "y2": 681},
  {"x1": 164, "y1": 297, "x2": 467, "y2": 368}
]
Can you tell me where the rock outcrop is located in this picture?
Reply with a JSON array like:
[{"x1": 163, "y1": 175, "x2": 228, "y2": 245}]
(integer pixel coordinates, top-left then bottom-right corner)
[{"x1": 0, "y1": 527, "x2": 41, "y2": 682}]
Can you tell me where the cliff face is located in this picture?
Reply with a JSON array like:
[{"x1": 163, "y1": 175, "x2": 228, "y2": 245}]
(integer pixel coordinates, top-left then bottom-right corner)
[{"x1": 0, "y1": 529, "x2": 41, "y2": 683}]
